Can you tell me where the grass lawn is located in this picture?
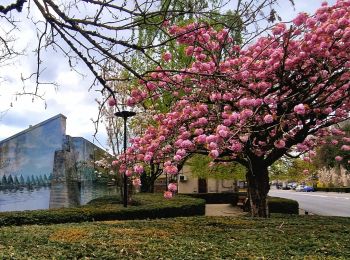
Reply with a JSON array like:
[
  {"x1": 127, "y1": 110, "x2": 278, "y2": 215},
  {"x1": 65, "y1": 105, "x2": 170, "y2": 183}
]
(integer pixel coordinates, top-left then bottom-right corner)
[{"x1": 0, "y1": 215, "x2": 349, "y2": 259}]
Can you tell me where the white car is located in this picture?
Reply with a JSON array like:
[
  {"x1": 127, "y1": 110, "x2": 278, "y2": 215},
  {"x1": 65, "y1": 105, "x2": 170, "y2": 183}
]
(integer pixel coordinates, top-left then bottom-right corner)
[{"x1": 295, "y1": 185, "x2": 305, "y2": 192}]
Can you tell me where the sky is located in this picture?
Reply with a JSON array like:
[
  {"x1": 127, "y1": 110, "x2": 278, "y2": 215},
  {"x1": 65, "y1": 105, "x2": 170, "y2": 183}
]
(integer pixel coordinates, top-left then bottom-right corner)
[{"x1": 0, "y1": 0, "x2": 337, "y2": 151}]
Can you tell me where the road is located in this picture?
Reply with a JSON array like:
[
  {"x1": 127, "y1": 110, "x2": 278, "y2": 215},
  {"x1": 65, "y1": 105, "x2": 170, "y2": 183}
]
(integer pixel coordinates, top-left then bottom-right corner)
[{"x1": 269, "y1": 189, "x2": 350, "y2": 217}]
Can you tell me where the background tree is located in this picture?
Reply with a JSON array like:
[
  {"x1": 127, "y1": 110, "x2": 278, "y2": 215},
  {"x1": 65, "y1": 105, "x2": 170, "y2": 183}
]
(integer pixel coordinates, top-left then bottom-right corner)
[
  {"x1": 269, "y1": 157, "x2": 317, "y2": 184},
  {"x1": 188, "y1": 154, "x2": 246, "y2": 181},
  {"x1": 119, "y1": 1, "x2": 350, "y2": 217},
  {"x1": 314, "y1": 123, "x2": 350, "y2": 172}
]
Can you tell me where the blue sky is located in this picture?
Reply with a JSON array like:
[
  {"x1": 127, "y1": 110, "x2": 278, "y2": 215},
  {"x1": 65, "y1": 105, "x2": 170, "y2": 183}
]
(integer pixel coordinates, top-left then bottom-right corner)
[{"x1": 0, "y1": 0, "x2": 337, "y2": 151}]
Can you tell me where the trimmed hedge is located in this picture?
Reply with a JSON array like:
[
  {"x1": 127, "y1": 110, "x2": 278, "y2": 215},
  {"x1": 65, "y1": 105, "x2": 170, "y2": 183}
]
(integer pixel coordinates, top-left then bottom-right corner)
[
  {"x1": 315, "y1": 187, "x2": 350, "y2": 193},
  {"x1": 0, "y1": 194, "x2": 205, "y2": 227},
  {"x1": 182, "y1": 192, "x2": 239, "y2": 204},
  {"x1": 268, "y1": 196, "x2": 299, "y2": 214},
  {"x1": 229, "y1": 193, "x2": 299, "y2": 214}
]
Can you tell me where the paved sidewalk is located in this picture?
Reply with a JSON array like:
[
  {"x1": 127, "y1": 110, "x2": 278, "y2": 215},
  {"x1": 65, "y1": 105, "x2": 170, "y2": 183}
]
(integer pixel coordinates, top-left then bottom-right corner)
[
  {"x1": 206, "y1": 204, "x2": 308, "y2": 216},
  {"x1": 205, "y1": 204, "x2": 246, "y2": 216}
]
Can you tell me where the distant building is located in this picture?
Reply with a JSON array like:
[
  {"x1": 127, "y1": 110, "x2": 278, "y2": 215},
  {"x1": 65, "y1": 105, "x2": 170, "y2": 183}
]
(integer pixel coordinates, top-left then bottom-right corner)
[
  {"x1": 153, "y1": 164, "x2": 240, "y2": 194},
  {"x1": 0, "y1": 114, "x2": 113, "y2": 212},
  {"x1": 177, "y1": 165, "x2": 239, "y2": 193}
]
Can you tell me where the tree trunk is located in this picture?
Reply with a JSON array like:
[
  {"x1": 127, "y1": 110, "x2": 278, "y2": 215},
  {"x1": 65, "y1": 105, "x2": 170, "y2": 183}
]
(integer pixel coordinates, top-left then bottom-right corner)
[
  {"x1": 149, "y1": 179, "x2": 155, "y2": 193},
  {"x1": 246, "y1": 163, "x2": 270, "y2": 218},
  {"x1": 140, "y1": 172, "x2": 156, "y2": 193}
]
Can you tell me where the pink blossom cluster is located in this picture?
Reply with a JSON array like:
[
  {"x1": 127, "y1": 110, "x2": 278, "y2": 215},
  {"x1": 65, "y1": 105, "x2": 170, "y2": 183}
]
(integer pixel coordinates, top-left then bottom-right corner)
[{"x1": 132, "y1": 178, "x2": 141, "y2": 187}]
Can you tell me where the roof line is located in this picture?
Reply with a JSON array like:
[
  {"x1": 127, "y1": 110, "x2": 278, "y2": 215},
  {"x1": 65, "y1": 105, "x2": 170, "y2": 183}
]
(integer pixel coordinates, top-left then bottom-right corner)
[{"x1": 0, "y1": 114, "x2": 67, "y2": 145}]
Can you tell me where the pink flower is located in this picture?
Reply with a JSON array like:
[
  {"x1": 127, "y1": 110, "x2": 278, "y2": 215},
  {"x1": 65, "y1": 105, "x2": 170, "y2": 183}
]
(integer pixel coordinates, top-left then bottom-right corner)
[
  {"x1": 241, "y1": 109, "x2": 253, "y2": 119},
  {"x1": 343, "y1": 137, "x2": 350, "y2": 143},
  {"x1": 125, "y1": 169, "x2": 133, "y2": 177},
  {"x1": 239, "y1": 135, "x2": 249, "y2": 143},
  {"x1": 208, "y1": 142, "x2": 218, "y2": 150},
  {"x1": 176, "y1": 149, "x2": 187, "y2": 157},
  {"x1": 144, "y1": 153, "x2": 153, "y2": 162},
  {"x1": 294, "y1": 104, "x2": 306, "y2": 115},
  {"x1": 108, "y1": 98, "x2": 116, "y2": 107},
  {"x1": 331, "y1": 128, "x2": 345, "y2": 136},
  {"x1": 163, "y1": 52, "x2": 172, "y2": 62},
  {"x1": 164, "y1": 165, "x2": 178, "y2": 175},
  {"x1": 112, "y1": 160, "x2": 118, "y2": 166},
  {"x1": 218, "y1": 129, "x2": 229, "y2": 138},
  {"x1": 229, "y1": 113, "x2": 240, "y2": 123},
  {"x1": 209, "y1": 149, "x2": 219, "y2": 158},
  {"x1": 146, "y1": 82, "x2": 157, "y2": 91},
  {"x1": 293, "y1": 12, "x2": 308, "y2": 26},
  {"x1": 132, "y1": 178, "x2": 141, "y2": 187},
  {"x1": 272, "y1": 23, "x2": 286, "y2": 35},
  {"x1": 331, "y1": 140, "x2": 339, "y2": 145},
  {"x1": 126, "y1": 97, "x2": 136, "y2": 106},
  {"x1": 309, "y1": 151, "x2": 316, "y2": 157},
  {"x1": 206, "y1": 135, "x2": 218, "y2": 143},
  {"x1": 174, "y1": 155, "x2": 182, "y2": 161},
  {"x1": 341, "y1": 145, "x2": 350, "y2": 151},
  {"x1": 230, "y1": 141, "x2": 242, "y2": 152},
  {"x1": 185, "y1": 46, "x2": 194, "y2": 56},
  {"x1": 194, "y1": 128, "x2": 204, "y2": 135},
  {"x1": 303, "y1": 157, "x2": 311, "y2": 162},
  {"x1": 335, "y1": 156, "x2": 343, "y2": 162},
  {"x1": 263, "y1": 114, "x2": 273, "y2": 124},
  {"x1": 197, "y1": 117, "x2": 208, "y2": 126},
  {"x1": 274, "y1": 140, "x2": 286, "y2": 149},
  {"x1": 303, "y1": 169, "x2": 309, "y2": 174},
  {"x1": 196, "y1": 134, "x2": 207, "y2": 144},
  {"x1": 164, "y1": 191, "x2": 173, "y2": 199},
  {"x1": 181, "y1": 140, "x2": 193, "y2": 148},
  {"x1": 133, "y1": 164, "x2": 144, "y2": 174},
  {"x1": 164, "y1": 161, "x2": 172, "y2": 167},
  {"x1": 323, "y1": 107, "x2": 333, "y2": 114},
  {"x1": 168, "y1": 183, "x2": 177, "y2": 192}
]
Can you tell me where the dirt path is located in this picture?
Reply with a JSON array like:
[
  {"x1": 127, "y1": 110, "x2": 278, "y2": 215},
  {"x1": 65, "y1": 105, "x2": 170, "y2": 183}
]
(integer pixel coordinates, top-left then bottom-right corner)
[{"x1": 205, "y1": 204, "x2": 246, "y2": 217}]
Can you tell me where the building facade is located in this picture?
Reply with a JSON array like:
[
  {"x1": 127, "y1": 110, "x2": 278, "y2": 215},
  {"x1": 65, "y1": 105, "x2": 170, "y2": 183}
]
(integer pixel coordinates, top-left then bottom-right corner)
[
  {"x1": 177, "y1": 165, "x2": 238, "y2": 194},
  {"x1": 0, "y1": 114, "x2": 114, "y2": 212}
]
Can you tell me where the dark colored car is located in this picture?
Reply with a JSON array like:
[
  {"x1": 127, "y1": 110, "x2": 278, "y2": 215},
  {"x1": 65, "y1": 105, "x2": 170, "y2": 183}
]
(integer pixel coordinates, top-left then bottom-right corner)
[{"x1": 303, "y1": 185, "x2": 314, "y2": 192}]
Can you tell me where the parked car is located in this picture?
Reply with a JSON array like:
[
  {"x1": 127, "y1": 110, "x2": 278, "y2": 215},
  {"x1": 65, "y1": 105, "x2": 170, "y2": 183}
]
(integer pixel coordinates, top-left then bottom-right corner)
[
  {"x1": 303, "y1": 185, "x2": 314, "y2": 192},
  {"x1": 295, "y1": 185, "x2": 305, "y2": 192},
  {"x1": 287, "y1": 182, "x2": 297, "y2": 190},
  {"x1": 295, "y1": 184, "x2": 314, "y2": 192}
]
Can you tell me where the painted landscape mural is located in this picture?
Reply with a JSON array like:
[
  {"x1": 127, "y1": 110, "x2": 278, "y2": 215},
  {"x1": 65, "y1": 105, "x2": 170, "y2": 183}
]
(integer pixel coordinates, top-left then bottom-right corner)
[{"x1": 0, "y1": 114, "x2": 116, "y2": 212}]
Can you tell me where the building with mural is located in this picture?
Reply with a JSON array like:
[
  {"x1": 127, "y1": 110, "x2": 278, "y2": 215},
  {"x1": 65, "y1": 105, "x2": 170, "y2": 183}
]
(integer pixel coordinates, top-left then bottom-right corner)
[{"x1": 0, "y1": 114, "x2": 115, "y2": 212}]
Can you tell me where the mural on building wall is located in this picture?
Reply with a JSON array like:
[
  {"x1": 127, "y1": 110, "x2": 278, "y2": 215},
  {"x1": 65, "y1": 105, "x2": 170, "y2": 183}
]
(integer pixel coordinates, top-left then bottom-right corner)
[{"x1": 0, "y1": 114, "x2": 116, "y2": 212}]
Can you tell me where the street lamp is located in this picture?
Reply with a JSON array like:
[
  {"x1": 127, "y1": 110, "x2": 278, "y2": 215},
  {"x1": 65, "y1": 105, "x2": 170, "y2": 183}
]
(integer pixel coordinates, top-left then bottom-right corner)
[{"x1": 115, "y1": 110, "x2": 136, "y2": 207}]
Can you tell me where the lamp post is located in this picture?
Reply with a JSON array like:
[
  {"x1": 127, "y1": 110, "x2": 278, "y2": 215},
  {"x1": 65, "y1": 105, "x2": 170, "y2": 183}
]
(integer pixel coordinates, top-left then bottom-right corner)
[{"x1": 115, "y1": 110, "x2": 136, "y2": 207}]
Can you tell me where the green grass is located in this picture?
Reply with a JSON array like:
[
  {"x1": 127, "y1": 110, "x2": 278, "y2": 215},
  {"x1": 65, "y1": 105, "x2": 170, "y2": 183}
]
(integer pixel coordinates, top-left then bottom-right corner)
[{"x1": 0, "y1": 215, "x2": 349, "y2": 259}]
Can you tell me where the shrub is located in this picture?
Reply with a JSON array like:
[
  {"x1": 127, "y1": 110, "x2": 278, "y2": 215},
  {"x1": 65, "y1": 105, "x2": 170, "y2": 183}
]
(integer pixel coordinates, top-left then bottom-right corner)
[
  {"x1": 0, "y1": 194, "x2": 205, "y2": 227},
  {"x1": 268, "y1": 196, "x2": 299, "y2": 214},
  {"x1": 230, "y1": 193, "x2": 299, "y2": 214},
  {"x1": 181, "y1": 192, "x2": 239, "y2": 204},
  {"x1": 315, "y1": 187, "x2": 350, "y2": 193}
]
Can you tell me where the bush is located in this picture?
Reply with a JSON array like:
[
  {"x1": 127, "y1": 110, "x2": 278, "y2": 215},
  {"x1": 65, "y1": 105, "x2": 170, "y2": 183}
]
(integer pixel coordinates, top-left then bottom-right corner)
[
  {"x1": 268, "y1": 196, "x2": 299, "y2": 214},
  {"x1": 230, "y1": 193, "x2": 299, "y2": 214},
  {"x1": 315, "y1": 187, "x2": 350, "y2": 193},
  {"x1": 0, "y1": 194, "x2": 205, "y2": 227},
  {"x1": 182, "y1": 192, "x2": 239, "y2": 204}
]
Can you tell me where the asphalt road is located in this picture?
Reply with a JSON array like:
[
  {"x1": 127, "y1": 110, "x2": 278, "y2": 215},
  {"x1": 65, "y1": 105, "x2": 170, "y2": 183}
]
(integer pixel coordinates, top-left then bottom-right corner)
[{"x1": 269, "y1": 189, "x2": 350, "y2": 217}]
